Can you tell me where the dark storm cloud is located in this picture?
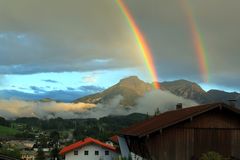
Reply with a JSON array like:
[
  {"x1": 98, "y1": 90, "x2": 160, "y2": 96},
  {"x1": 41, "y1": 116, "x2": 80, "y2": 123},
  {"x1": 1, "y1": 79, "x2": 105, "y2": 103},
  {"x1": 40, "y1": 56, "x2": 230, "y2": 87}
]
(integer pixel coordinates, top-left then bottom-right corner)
[
  {"x1": 0, "y1": 0, "x2": 239, "y2": 89},
  {"x1": 0, "y1": 59, "x2": 135, "y2": 74},
  {"x1": 0, "y1": 0, "x2": 142, "y2": 74}
]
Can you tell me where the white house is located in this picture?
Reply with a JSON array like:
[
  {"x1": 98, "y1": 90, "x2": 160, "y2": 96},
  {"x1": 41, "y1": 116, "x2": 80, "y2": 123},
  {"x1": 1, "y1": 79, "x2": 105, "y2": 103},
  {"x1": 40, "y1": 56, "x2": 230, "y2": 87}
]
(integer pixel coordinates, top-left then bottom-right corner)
[{"x1": 59, "y1": 137, "x2": 120, "y2": 160}]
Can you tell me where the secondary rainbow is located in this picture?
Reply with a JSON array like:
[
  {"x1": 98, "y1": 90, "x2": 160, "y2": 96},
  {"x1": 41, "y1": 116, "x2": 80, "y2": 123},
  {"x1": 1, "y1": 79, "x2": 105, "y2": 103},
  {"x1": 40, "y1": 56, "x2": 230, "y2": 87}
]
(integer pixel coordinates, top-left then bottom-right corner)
[
  {"x1": 181, "y1": 0, "x2": 209, "y2": 82},
  {"x1": 116, "y1": 0, "x2": 160, "y2": 89}
]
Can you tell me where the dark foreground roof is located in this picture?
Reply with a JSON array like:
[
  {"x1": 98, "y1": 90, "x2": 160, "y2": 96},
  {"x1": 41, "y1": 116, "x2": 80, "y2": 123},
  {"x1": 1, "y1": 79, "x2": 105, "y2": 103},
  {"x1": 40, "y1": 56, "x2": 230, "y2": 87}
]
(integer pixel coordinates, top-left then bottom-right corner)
[
  {"x1": 121, "y1": 103, "x2": 240, "y2": 137},
  {"x1": 0, "y1": 154, "x2": 19, "y2": 160}
]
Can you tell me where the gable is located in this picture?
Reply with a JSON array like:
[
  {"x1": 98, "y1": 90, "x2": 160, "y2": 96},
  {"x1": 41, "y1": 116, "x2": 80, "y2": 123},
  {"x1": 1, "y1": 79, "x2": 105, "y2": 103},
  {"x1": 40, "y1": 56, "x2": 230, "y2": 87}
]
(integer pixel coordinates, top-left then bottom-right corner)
[
  {"x1": 177, "y1": 107, "x2": 240, "y2": 129},
  {"x1": 121, "y1": 103, "x2": 240, "y2": 137},
  {"x1": 59, "y1": 137, "x2": 118, "y2": 155}
]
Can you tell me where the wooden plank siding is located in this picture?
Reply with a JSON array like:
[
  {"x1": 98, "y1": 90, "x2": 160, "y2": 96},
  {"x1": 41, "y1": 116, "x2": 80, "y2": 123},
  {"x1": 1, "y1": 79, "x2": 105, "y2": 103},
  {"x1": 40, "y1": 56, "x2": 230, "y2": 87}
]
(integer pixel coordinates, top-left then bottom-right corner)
[{"x1": 126, "y1": 107, "x2": 240, "y2": 160}]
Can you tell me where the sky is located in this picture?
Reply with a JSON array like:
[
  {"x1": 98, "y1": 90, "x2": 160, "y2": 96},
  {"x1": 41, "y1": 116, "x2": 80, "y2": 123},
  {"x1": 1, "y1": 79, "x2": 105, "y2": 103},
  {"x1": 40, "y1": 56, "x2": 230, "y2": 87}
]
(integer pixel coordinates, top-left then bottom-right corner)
[{"x1": 0, "y1": 0, "x2": 240, "y2": 102}]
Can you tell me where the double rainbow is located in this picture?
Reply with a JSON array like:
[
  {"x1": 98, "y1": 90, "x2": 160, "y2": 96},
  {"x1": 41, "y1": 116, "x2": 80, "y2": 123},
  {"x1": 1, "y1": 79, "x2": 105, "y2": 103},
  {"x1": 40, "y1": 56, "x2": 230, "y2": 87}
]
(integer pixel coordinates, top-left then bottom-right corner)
[
  {"x1": 116, "y1": 0, "x2": 208, "y2": 87},
  {"x1": 181, "y1": 0, "x2": 209, "y2": 82},
  {"x1": 116, "y1": 0, "x2": 160, "y2": 89}
]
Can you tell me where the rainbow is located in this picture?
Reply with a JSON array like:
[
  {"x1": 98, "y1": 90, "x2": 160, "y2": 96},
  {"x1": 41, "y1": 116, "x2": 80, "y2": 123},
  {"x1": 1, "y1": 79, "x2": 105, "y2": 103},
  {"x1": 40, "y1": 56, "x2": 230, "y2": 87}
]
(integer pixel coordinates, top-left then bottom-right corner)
[
  {"x1": 116, "y1": 0, "x2": 160, "y2": 89},
  {"x1": 181, "y1": 0, "x2": 209, "y2": 82}
]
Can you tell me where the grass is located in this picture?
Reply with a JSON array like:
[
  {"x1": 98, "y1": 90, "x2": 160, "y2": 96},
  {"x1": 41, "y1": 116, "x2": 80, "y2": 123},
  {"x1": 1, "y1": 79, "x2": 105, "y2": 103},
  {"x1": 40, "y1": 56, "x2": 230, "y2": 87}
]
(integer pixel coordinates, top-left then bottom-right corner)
[{"x1": 0, "y1": 125, "x2": 21, "y2": 137}]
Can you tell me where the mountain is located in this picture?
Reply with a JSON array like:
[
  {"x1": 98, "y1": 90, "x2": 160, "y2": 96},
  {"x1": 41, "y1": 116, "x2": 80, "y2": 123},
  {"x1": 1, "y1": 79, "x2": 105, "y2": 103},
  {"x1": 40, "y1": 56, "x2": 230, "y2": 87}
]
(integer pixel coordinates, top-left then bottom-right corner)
[
  {"x1": 39, "y1": 98, "x2": 57, "y2": 102},
  {"x1": 74, "y1": 76, "x2": 153, "y2": 106},
  {"x1": 207, "y1": 90, "x2": 240, "y2": 103},
  {"x1": 74, "y1": 76, "x2": 240, "y2": 106},
  {"x1": 160, "y1": 80, "x2": 211, "y2": 103}
]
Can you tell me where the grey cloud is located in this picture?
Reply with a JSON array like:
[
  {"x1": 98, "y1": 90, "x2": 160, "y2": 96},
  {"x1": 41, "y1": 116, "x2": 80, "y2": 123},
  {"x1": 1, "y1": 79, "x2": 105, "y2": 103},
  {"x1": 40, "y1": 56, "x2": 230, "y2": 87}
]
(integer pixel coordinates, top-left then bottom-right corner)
[
  {"x1": 0, "y1": 59, "x2": 138, "y2": 74},
  {"x1": 133, "y1": 90, "x2": 198, "y2": 115},
  {"x1": 125, "y1": 0, "x2": 240, "y2": 88},
  {"x1": 83, "y1": 90, "x2": 198, "y2": 119},
  {"x1": 207, "y1": 73, "x2": 240, "y2": 90},
  {"x1": 67, "y1": 87, "x2": 75, "y2": 91},
  {"x1": 0, "y1": 99, "x2": 95, "y2": 119},
  {"x1": 0, "y1": 0, "x2": 142, "y2": 74},
  {"x1": 30, "y1": 86, "x2": 46, "y2": 94},
  {"x1": 0, "y1": 88, "x2": 101, "y2": 102},
  {"x1": 0, "y1": 90, "x2": 197, "y2": 119}
]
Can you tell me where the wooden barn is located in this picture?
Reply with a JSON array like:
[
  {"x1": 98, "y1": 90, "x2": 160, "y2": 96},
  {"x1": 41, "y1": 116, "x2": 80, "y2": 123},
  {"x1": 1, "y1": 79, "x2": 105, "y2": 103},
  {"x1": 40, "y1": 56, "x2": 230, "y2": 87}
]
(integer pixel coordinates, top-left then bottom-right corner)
[{"x1": 120, "y1": 102, "x2": 240, "y2": 160}]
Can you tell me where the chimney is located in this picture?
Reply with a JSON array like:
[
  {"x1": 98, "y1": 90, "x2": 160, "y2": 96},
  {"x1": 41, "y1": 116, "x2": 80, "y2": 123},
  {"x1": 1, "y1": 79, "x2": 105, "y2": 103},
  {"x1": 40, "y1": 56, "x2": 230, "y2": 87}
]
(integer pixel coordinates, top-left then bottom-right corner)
[
  {"x1": 228, "y1": 99, "x2": 236, "y2": 107},
  {"x1": 176, "y1": 103, "x2": 182, "y2": 110}
]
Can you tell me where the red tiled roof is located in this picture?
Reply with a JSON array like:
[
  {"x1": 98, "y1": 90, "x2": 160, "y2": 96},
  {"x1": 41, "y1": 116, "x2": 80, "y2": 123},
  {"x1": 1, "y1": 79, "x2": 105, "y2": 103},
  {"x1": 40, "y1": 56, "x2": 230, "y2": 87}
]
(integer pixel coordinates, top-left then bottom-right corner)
[
  {"x1": 59, "y1": 137, "x2": 118, "y2": 155},
  {"x1": 109, "y1": 135, "x2": 119, "y2": 144},
  {"x1": 121, "y1": 102, "x2": 240, "y2": 137}
]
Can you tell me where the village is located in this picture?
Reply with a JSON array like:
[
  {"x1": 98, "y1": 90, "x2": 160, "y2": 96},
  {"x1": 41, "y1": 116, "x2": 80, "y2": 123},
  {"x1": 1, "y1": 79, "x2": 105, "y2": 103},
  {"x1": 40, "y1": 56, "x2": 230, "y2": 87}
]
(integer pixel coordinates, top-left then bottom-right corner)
[{"x1": 0, "y1": 102, "x2": 240, "y2": 160}]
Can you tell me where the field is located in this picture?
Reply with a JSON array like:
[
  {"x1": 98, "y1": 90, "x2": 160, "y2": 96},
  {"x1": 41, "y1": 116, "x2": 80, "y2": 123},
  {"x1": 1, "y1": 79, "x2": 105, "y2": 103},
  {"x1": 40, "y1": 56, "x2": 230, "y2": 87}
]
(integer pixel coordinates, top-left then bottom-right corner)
[{"x1": 0, "y1": 125, "x2": 20, "y2": 137}]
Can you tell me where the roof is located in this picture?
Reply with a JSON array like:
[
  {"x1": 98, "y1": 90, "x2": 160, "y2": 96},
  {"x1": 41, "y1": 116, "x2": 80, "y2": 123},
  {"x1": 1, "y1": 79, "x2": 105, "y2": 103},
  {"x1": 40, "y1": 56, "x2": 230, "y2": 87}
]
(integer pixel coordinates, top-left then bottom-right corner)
[
  {"x1": 59, "y1": 137, "x2": 118, "y2": 155},
  {"x1": 121, "y1": 102, "x2": 240, "y2": 137},
  {"x1": 109, "y1": 135, "x2": 119, "y2": 144},
  {"x1": 0, "y1": 154, "x2": 19, "y2": 160},
  {"x1": 21, "y1": 150, "x2": 37, "y2": 155}
]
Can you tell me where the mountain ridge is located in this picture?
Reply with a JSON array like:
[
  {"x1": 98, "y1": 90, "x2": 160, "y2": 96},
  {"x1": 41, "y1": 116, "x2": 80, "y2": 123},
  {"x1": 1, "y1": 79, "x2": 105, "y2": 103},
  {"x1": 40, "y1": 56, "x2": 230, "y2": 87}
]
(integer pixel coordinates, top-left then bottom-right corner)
[
  {"x1": 74, "y1": 76, "x2": 240, "y2": 106},
  {"x1": 74, "y1": 76, "x2": 152, "y2": 106}
]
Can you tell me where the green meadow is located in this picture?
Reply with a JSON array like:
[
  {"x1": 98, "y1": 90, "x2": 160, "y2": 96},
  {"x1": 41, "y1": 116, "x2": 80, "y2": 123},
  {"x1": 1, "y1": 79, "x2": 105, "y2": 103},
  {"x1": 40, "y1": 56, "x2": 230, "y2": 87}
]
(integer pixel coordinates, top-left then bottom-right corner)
[{"x1": 0, "y1": 125, "x2": 20, "y2": 137}]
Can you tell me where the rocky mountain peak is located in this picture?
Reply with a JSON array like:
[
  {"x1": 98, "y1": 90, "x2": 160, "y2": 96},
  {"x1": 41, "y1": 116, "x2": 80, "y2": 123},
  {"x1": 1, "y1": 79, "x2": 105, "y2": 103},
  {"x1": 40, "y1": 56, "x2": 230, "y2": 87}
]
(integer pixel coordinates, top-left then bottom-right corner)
[
  {"x1": 119, "y1": 76, "x2": 143, "y2": 85},
  {"x1": 161, "y1": 79, "x2": 205, "y2": 93},
  {"x1": 117, "y1": 76, "x2": 152, "y2": 95}
]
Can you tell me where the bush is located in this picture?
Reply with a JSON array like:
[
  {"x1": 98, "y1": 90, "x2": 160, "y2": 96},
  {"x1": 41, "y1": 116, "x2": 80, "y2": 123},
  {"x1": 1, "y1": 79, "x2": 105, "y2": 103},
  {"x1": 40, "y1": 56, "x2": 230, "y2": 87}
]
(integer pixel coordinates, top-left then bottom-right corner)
[{"x1": 200, "y1": 151, "x2": 228, "y2": 160}]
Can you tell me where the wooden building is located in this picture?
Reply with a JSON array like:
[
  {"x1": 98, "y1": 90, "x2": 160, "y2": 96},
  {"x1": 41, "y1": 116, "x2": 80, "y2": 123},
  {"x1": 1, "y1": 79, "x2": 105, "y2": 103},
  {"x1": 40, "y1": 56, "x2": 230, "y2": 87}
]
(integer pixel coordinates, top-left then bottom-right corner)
[{"x1": 120, "y1": 103, "x2": 240, "y2": 160}]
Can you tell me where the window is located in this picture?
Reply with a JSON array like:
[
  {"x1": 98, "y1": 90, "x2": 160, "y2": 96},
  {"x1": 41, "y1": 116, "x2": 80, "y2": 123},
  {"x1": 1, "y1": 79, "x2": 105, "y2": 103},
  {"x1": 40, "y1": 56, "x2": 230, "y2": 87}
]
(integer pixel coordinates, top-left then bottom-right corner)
[
  {"x1": 84, "y1": 150, "x2": 89, "y2": 155},
  {"x1": 105, "y1": 150, "x2": 109, "y2": 155},
  {"x1": 74, "y1": 150, "x2": 78, "y2": 155},
  {"x1": 95, "y1": 150, "x2": 99, "y2": 155}
]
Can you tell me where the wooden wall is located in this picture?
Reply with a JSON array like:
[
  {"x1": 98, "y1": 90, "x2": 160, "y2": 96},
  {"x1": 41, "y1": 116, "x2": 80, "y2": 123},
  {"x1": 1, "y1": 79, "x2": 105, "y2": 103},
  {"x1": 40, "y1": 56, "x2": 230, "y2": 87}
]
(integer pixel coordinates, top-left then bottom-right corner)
[{"x1": 127, "y1": 108, "x2": 240, "y2": 160}]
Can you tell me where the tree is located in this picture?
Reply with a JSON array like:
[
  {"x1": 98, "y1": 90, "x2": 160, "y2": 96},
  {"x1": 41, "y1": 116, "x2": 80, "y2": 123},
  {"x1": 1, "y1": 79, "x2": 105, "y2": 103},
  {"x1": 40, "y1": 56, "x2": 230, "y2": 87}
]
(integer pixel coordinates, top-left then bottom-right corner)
[
  {"x1": 0, "y1": 117, "x2": 9, "y2": 127},
  {"x1": 73, "y1": 125, "x2": 86, "y2": 140},
  {"x1": 154, "y1": 108, "x2": 161, "y2": 116},
  {"x1": 50, "y1": 131, "x2": 60, "y2": 160},
  {"x1": 0, "y1": 147, "x2": 21, "y2": 159},
  {"x1": 50, "y1": 131, "x2": 60, "y2": 145},
  {"x1": 50, "y1": 147, "x2": 59, "y2": 160},
  {"x1": 36, "y1": 147, "x2": 45, "y2": 160}
]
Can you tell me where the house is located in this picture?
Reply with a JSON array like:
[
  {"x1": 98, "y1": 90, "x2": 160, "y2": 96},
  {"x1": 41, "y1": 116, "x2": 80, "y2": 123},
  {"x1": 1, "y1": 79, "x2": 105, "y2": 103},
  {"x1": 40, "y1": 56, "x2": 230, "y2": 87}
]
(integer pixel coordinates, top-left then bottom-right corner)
[
  {"x1": 109, "y1": 135, "x2": 119, "y2": 145},
  {"x1": 109, "y1": 135, "x2": 144, "y2": 160},
  {"x1": 59, "y1": 137, "x2": 120, "y2": 160},
  {"x1": 22, "y1": 141, "x2": 35, "y2": 149},
  {"x1": 119, "y1": 102, "x2": 240, "y2": 160},
  {"x1": 21, "y1": 150, "x2": 37, "y2": 160}
]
